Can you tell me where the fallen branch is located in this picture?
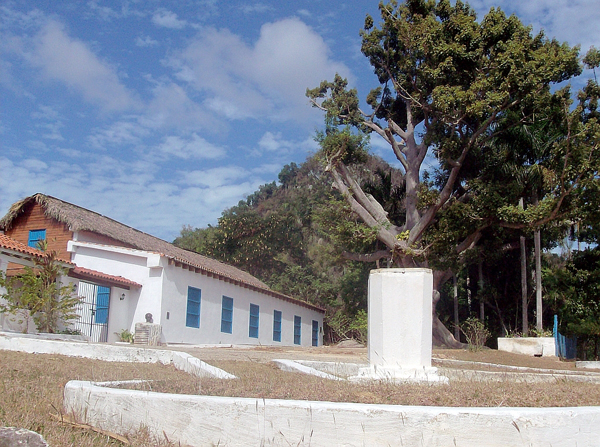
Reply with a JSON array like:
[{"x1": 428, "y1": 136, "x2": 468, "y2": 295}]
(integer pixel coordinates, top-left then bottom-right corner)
[{"x1": 50, "y1": 412, "x2": 130, "y2": 445}]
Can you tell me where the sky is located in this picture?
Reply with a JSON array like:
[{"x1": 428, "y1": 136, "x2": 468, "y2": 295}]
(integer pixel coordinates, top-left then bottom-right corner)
[{"x1": 1, "y1": 0, "x2": 599, "y2": 242}]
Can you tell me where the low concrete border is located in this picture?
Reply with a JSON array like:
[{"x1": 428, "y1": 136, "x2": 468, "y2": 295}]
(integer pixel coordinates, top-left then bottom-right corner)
[
  {"x1": 276, "y1": 359, "x2": 600, "y2": 384},
  {"x1": 576, "y1": 361, "x2": 600, "y2": 370},
  {"x1": 272, "y1": 359, "x2": 343, "y2": 380},
  {"x1": 498, "y1": 337, "x2": 556, "y2": 357},
  {"x1": 64, "y1": 380, "x2": 600, "y2": 447},
  {"x1": 0, "y1": 332, "x2": 234, "y2": 379}
]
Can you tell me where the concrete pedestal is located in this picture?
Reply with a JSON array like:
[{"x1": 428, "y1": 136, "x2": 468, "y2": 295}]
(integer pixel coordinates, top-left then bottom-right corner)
[
  {"x1": 350, "y1": 268, "x2": 447, "y2": 384},
  {"x1": 134, "y1": 323, "x2": 162, "y2": 346}
]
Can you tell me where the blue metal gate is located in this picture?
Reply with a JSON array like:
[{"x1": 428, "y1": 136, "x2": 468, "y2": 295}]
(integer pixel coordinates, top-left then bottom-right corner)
[
  {"x1": 553, "y1": 315, "x2": 577, "y2": 359},
  {"x1": 74, "y1": 282, "x2": 110, "y2": 342}
]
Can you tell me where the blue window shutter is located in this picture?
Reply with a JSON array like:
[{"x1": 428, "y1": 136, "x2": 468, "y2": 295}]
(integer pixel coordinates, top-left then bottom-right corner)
[
  {"x1": 294, "y1": 315, "x2": 301, "y2": 345},
  {"x1": 28, "y1": 229, "x2": 46, "y2": 248},
  {"x1": 186, "y1": 287, "x2": 201, "y2": 328},
  {"x1": 249, "y1": 304, "x2": 259, "y2": 338},
  {"x1": 95, "y1": 286, "x2": 110, "y2": 324},
  {"x1": 312, "y1": 320, "x2": 319, "y2": 347},
  {"x1": 221, "y1": 296, "x2": 233, "y2": 333},
  {"x1": 273, "y1": 310, "x2": 282, "y2": 342}
]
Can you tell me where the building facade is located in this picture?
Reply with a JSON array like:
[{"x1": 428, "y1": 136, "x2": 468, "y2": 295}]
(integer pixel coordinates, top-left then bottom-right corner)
[{"x1": 0, "y1": 194, "x2": 324, "y2": 346}]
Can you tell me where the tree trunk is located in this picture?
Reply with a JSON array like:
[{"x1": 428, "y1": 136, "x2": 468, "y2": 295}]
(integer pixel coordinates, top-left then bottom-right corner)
[
  {"x1": 520, "y1": 234, "x2": 528, "y2": 335},
  {"x1": 535, "y1": 228, "x2": 542, "y2": 332},
  {"x1": 432, "y1": 274, "x2": 465, "y2": 348},
  {"x1": 433, "y1": 312, "x2": 464, "y2": 348},
  {"x1": 453, "y1": 274, "x2": 460, "y2": 340},
  {"x1": 520, "y1": 197, "x2": 528, "y2": 335},
  {"x1": 478, "y1": 260, "x2": 485, "y2": 322}
]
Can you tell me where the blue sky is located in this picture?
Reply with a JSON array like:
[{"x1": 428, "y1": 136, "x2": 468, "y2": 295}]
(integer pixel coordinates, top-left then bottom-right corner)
[{"x1": 1, "y1": 1, "x2": 598, "y2": 242}]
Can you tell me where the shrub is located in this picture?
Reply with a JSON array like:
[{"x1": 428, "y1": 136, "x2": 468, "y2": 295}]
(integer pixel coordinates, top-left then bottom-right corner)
[{"x1": 460, "y1": 317, "x2": 491, "y2": 351}]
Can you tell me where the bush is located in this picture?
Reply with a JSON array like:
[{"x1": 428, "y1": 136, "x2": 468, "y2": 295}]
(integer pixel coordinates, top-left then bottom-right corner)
[
  {"x1": 326, "y1": 309, "x2": 367, "y2": 345},
  {"x1": 115, "y1": 329, "x2": 134, "y2": 343},
  {"x1": 460, "y1": 317, "x2": 491, "y2": 351}
]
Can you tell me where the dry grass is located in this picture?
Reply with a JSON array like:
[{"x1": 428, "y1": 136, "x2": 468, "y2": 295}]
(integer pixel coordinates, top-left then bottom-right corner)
[
  {"x1": 122, "y1": 359, "x2": 600, "y2": 408},
  {"x1": 2, "y1": 348, "x2": 600, "y2": 447},
  {"x1": 0, "y1": 350, "x2": 192, "y2": 446},
  {"x1": 434, "y1": 348, "x2": 580, "y2": 371}
]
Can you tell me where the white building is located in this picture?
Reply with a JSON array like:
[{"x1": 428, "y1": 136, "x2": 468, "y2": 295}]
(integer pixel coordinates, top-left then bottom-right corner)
[{"x1": 0, "y1": 194, "x2": 325, "y2": 346}]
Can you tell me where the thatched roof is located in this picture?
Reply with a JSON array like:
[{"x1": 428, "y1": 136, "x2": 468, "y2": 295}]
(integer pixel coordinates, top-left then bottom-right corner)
[{"x1": 1, "y1": 194, "x2": 324, "y2": 312}]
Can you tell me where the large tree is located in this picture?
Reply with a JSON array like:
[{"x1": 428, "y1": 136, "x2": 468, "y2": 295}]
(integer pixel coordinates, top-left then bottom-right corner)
[{"x1": 307, "y1": 0, "x2": 594, "y2": 346}]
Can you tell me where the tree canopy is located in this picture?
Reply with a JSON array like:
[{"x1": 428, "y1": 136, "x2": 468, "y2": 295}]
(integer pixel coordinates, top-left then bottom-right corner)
[{"x1": 307, "y1": 0, "x2": 598, "y2": 346}]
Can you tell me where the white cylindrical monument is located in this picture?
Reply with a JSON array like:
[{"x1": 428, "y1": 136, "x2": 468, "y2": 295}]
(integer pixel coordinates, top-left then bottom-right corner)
[{"x1": 351, "y1": 268, "x2": 448, "y2": 383}]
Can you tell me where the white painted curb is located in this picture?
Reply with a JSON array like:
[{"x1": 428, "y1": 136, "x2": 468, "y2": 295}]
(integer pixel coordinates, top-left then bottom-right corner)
[
  {"x1": 0, "y1": 332, "x2": 234, "y2": 379},
  {"x1": 63, "y1": 380, "x2": 600, "y2": 447},
  {"x1": 577, "y1": 361, "x2": 600, "y2": 370},
  {"x1": 272, "y1": 359, "x2": 343, "y2": 380}
]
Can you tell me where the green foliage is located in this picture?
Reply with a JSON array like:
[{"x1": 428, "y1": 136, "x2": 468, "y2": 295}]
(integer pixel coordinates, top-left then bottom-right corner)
[
  {"x1": 0, "y1": 242, "x2": 80, "y2": 334},
  {"x1": 315, "y1": 126, "x2": 369, "y2": 166},
  {"x1": 307, "y1": 0, "x2": 585, "y2": 275},
  {"x1": 543, "y1": 246, "x2": 600, "y2": 359},
  {"x1": 460, "y1": 317, "x2": 491, "y2": 351},
  {"x1": 115, "y1": 329, "x2": 134, "y2": 343},
  {"x1": 546, "y1": 248, "x2": 600, "y2": 338},
  {"x1": 327, "y1": 309, "x2": 368, "y2": 345},
  {"x1": 584, "y1": 46, "x2": 600, "y2": 82}
]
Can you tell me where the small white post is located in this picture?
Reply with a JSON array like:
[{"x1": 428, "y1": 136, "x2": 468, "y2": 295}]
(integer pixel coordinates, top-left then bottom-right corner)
[{"x1": 351, "y1": 268, "x2": 447, "y2": 383}]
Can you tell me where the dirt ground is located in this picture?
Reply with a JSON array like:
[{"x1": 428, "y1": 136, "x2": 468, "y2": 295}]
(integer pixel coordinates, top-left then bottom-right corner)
[{"x1": 169, "y1": 342, "x2": 585, "y2": 371}]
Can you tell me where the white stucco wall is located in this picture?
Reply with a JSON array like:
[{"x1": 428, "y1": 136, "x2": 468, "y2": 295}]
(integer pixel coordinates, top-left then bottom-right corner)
[
  {"x1": 68, "y1": 242, "x2": 159, "y2": 341},
  {"x1": 161, "y1": 263, "x2": 324, "y2": 347},
  {"x1": 68, "y1": 241, "x2": 324, "y2": 347},
  {"x1": 104, "y1": 286, "x2": 131, "y2": 342}
]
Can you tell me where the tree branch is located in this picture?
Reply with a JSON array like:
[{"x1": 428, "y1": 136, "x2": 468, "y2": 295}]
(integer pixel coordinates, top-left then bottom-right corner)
[{"x1": 342, "y1": 250, "x2": 391, "y2": 262}]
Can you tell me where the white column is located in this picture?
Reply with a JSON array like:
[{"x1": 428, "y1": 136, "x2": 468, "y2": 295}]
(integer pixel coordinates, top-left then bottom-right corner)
[{"x1": 351, "y1": 268, "x2": 447, "y2": 383}]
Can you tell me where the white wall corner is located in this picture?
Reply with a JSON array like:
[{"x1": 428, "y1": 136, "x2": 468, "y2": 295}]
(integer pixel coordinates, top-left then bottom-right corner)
[
  {"x1": 67, "y1": 240, "x2": 77, "y2": 253},
  {"x1": 146, "y1": 254, "x2": 163, "y2": 269}
]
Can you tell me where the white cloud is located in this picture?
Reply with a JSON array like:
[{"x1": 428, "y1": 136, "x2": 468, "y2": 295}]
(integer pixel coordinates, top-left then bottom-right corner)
[
  {"x1": 168, "y1": 17, "x2": 351, "y2": 124},
  {"x1": 144, "y1": 82, "x2": 225, "y2": 132},
  {"x1": 38, "y1": 122, "x2": 64, "y2": 141},
  {"x1": 156, "y1": 134, "x2": 227, "y2": 160},
  {"x1": 241, "y1": 3, "x2": 274, "y2": 14},
  {"x1": 152, "y1": 9, "x2": 187, "y2": 29},
  {"x1": 30, "y1": 20, "x2": 137, "y2": 111},
  {"x1": 88, "y1": 119, "x2": 150, "y2": 149},
  {"x1": 258, "y1": 131, "x2": 287, "y2": 152},
  {"x1": 255, "y1": 131, "x2": 318, "y2": 158},
  {"x1": 31, "y1": 105, "x2": 60, "y2": 120},
  {"x1": 135, "y1": 35, "x2": 159, "y2": 47},
  {"x1": 296, "y1": 9, "x2": 312, "y2": 18},
  {"x1": 86, "y1": 1, "x2": 121, "y2": 21},
  {"x1": 21, "y1": 158, "x2": 48, "y2": 171},
  {"x1": 0, "y1": 154, "x2": 268, "y2": 241},
  {"x1": 182, "y1": 166, "x2": 249, "y2": 187},
  {"x1": 31, "y1": 105, "x2": 65, "y2": 140}
]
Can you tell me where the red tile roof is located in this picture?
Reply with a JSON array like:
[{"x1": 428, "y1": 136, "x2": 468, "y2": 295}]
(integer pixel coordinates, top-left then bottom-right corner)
[
  {"x1": 0, "y1": 233, "x2": 47, "y2": 259},
  {"x1": 70, "y1": 266, "x2": 142, "y2": 289}
]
